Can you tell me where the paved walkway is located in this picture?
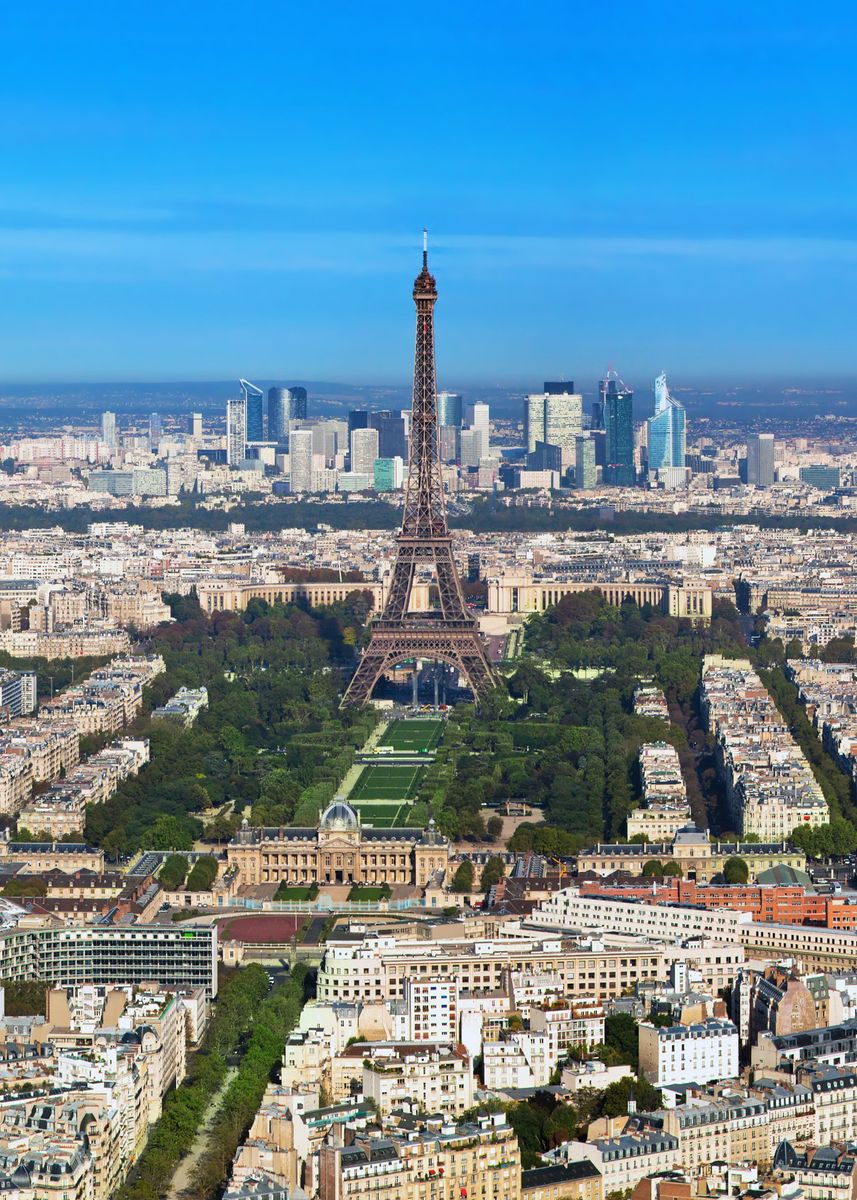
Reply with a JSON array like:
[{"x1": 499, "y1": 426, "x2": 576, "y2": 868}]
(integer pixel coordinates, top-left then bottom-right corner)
[{"x1": 165, "y1": 1065, "x2": 237, "y2": 1200}]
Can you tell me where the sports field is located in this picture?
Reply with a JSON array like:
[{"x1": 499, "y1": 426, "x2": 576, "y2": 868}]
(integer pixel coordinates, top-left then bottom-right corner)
[
  {"x1": 378, "y1": 719, "x2": 443, "y2": 754},
  {"x1": 350, "y1": 762, "x2": 425, "y2": 802},
  {"x1": 350, "y1": 802, "x2": 412, "y2": 827}
]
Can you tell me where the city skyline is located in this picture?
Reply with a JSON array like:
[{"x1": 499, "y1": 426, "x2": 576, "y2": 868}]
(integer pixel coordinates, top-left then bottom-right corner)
[{"x1": 1, "y1": 4, "x2": 855, "y2": 381}]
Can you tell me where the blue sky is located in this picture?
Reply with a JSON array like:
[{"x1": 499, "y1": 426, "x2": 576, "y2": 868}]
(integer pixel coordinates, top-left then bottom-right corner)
[{"x1": 0, "y1": 2, "x2": 855, "y2": 384}]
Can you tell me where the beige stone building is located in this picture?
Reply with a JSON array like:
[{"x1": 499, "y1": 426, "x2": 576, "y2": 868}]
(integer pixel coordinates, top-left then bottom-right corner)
[{"x1": 227, "y1": 802, "x2": 449, "y2": 889}]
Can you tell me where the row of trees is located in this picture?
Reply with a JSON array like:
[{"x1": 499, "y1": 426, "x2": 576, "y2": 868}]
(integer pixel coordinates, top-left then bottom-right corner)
[
  {"x1": 84, "y1": 595, "x2": 378, "y2": 854},
  {"x1": 117, "y1": 964, "x2": 273, "y2": 1200}
]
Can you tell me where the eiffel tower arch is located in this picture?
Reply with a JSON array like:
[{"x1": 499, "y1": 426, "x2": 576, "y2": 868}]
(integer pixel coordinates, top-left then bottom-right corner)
[{"x1": 341, "y1": 234, "x2": 498, "y2": 708}]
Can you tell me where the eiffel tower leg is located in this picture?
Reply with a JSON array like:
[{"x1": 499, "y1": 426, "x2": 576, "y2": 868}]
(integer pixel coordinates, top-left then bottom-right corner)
[
  {"x1": 433, "y1": 541, "x2": 469, "y2": 622},
  {"x1": 341, "y1": 644, "x2": 393, "y2": 708}
]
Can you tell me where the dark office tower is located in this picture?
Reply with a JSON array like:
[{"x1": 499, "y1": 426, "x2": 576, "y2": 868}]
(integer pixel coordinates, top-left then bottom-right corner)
[
  {"x1": 268, "y1": 387, "x2": 307, "y2": 441},
  {"x1": 527, "y1": 441, "x2": 562, "y2": 472},
  {"x1": 591, "y1": 399, "x2": 604, "y2": 429},
  {"x1": 467, "y1": 553, "x2": 481, "y2": 582},
  {"x1": 601, "y1": 371, "x2": 635, "y2": 487},
  {"x1": 370, "y1": 410, "x2": 408, "y2": 459},
  {"x1": 348, "y1": 409, "x2": 370, "y2": 435},
  {"x1": 149, "y1": 412, "x2": 162, "y2": 451}
]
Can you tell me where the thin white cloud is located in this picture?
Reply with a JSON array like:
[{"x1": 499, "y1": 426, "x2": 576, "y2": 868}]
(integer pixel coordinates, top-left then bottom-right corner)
[{"x1": 0, "y1": 227, "x2": 856, "y2": 283}]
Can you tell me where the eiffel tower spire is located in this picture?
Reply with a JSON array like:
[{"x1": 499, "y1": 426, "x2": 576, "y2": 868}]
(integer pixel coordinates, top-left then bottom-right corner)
[{"x1": 341, "y1": 235, "x2": 498, "y2": 708}]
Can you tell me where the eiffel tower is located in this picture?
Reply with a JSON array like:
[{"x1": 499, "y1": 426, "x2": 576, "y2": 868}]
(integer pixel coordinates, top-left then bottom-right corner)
[{"x1": 341, "y1": 234, "x2": 498, "y2": 708}]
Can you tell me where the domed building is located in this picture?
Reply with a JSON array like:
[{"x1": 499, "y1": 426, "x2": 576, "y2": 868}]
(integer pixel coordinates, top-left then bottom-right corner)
[{"x1": 227, "y1": 803, "x2": 449, "y2": 890}]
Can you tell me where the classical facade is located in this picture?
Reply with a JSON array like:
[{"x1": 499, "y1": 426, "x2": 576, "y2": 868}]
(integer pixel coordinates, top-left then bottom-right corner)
[
  {"x1": 487, "y1": 574, "x2": 712, "y2": 621},
  {"x1": 227, "y1": 802, "x2": 449, "y2": 889}
]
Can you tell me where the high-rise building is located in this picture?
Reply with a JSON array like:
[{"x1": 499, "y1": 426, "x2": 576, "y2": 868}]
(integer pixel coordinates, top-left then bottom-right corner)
[
  {"x1": 591, "y1": 399, "x2": 605, "y2": 429},
  {"x1": 226, "y1": 397, "x2": 246, "y2": 467},
  {"x1": 459, "y1": 427, "x2": 484, "y2": 468},
  {"x1": 438, "y1": 391, "x2": 463, "y2": 427},
  {"x1": 464, "y1": 401, "x2": 490, "y2": 459},
  {"x1": 240, "y1": 380, "x2": 265, "y2": 442},
  {"x1": 288, "y1": 429, "x2": 314, "y2": 492},
  {"x1": 544, "y1": 385, "x2": 583, "y2": 470},
  {"x1": 188, "y1": 413, "x2": 203, "y2": 440},
  {"x1": 601, "y1": 372, "x2": 635, "y2": 487},
  {"x1": 527, "y1": 441, "x2": 562, "y2": 472},
  {"x1": 647, "y1": 372, "x2": 686, "y2": 477},
  {"x1": 370, "y1": 411, "x2": 408, "y2": 460},
  {"x1": 100, "y1": 411, "x2": 117, "y2": 451},
  {"x1": 351, "y1": 427, "x2": 379, "y2": 475},
  {"x1": 348, "y1": 408, "x2": 370, "y2": 435},
  {"x1": 374, "y1": 456, "x2": 404, "y2": 491},
  {"x1": 439, "y1": 425, "x2": 459, "y2": 463},
  {"x1": 747, "y1": 433, "x2": 775, "y2": 488},
  {"x1": 575, "y1": 434, "x2": 597, "y2": 489},
  {"x1": 148, "y1": 412, "x2": 162, "y2": 452},
  {"x1": 268, "y1": 386, "x2": 307, "y2": 442},
  {"x1": 524, "y1": 393, "x2": 546, "y2": 454}
]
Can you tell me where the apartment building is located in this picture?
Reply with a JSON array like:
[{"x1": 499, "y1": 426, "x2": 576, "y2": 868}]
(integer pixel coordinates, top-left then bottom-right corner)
[
  {"x1": 549, "y1": 1131, "x2": 681, "y2": 1196},
  {"x1": 701, "y1": 656, "x2": 829, "y2": 839},
  {"x1": 638, "y1": 1019, "x2": 739, "y2": 1088},
  {"x1": 626, "y1": 741, "x2": 691, "y2": 842},
  {"x1": 361, "y1": 1042, "x2": 473, "y2": 1115},
  {"x1": 317, "y1": 928, "x2": 668, "y2": 1006},
  {"x1": 317, "y1": 1112, "x2": 521, "y2": 1200},
  {"x1": 529, "y1": 886, "x2": 747, "y2": 944}
]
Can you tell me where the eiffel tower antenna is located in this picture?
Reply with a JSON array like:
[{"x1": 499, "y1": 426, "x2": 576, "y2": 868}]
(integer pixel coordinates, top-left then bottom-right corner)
[{"x1": 341, "y1": 235, "x2": 498, "y2": 708}]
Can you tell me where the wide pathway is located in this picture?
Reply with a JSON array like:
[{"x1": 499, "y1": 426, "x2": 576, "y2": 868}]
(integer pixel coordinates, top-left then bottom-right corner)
[{"x1": 165, "y1": 1065, "x2": 237, "y2": 1200}]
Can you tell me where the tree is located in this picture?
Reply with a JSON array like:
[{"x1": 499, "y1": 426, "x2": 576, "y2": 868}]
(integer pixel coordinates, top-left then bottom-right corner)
[
  {"x1": 486, "y1": 815, "x2": 504, "y2": 841},
  {"x1": 145, "y1": 815, "x2": 195, "y2": 852},
  {"x1": 604, "y1": 1013, "x2": 639, "y2": 1071},
  {"x1": 480, "y1": 855, "x2": 506, "y2": 893},
  {"x1": 641, "y1": 859, "x2": 665, "y2": 878},
  {"x1": 723, "y1": 856, "x2": 749, "y2": 884},
  {"x1": 661, "y1": 861, "x2": 683, "y2": 878},
  {"x1": 451, "y1": 860, "x2": 475, "y2": 893},
  {"x1": 159, "y1": 855, "x2": 188, "y2": 890}
]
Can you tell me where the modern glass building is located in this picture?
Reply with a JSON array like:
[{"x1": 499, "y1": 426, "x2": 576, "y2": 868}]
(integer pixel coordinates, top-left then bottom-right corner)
[
  {"x1": 437, "y1": 391, "x2": 463, "y2": 427},
  {"x1": 647, "y1": 372, "x2": 686, "y2": 476},
  {"x1": 575, "y1": 434, "x2": 597, "y2": 489},
  {"x1": 601, "y1": 373, "x2": 635, "y2": 487},
  {"x1": 374, "y1": 456, "x2": 404, "y2": 491},
  {"x1": 268, "y1": 387, "x2": 307, "y2": 441},
  {"x1": 524, "y1": 393, "x2": 546, "y2": 454},
  {"x1": 0, "y1": 924, "x2": 218, "y2": 996}
]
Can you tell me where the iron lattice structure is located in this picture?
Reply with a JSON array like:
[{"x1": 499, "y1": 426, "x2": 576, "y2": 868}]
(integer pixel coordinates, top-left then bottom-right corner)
[{"x1": 341, "y1": 240, "x2": 498, "y2": 708}]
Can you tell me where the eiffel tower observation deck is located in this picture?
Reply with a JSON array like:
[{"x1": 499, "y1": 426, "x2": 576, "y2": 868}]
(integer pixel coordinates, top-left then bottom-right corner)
[{"x1": 341, "y1": 233, "x2": 498, "y2": 708}]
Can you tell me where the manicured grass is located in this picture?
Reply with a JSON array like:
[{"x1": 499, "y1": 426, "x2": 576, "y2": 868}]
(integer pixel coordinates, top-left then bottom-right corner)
[
  {"x1": 348, "y1": 885, "x2": 390, "y2": 901},
  {"x1": 273, "y1": 883, "x2": 319, "y2": 901},
  {"x1": 378, "y1": 718, "x2": 443, "y2": 754},
  {"x1": 351, "y1": 802, "x2": 412, "y2": 826},
  {"x1": 350, "y1": 762, "x2": 425, "y2": 801}
]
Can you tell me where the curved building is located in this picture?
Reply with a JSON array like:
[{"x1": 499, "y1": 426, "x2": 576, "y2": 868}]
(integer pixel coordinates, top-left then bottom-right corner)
[
  {"x1": 647, "y1": 372, "x2": 686, "y2": 475},
  {"x1": 268, "y1": 386, "x2": 308, "y2": 441}
]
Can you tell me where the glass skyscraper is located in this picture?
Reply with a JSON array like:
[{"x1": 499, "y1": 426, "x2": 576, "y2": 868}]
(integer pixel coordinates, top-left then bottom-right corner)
[
  {"x1": 601, "y1": 372, "x2": 635, "y2": 487},
  {"x1": 437, "y1": 391, "x2": 463, "y2": 427},
  {"x1": 268, "y1": 386, "x2": 307, "y2": 441},
  {"x1": 646, "y1": 372, "x2": 686, "y2": 475}
]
